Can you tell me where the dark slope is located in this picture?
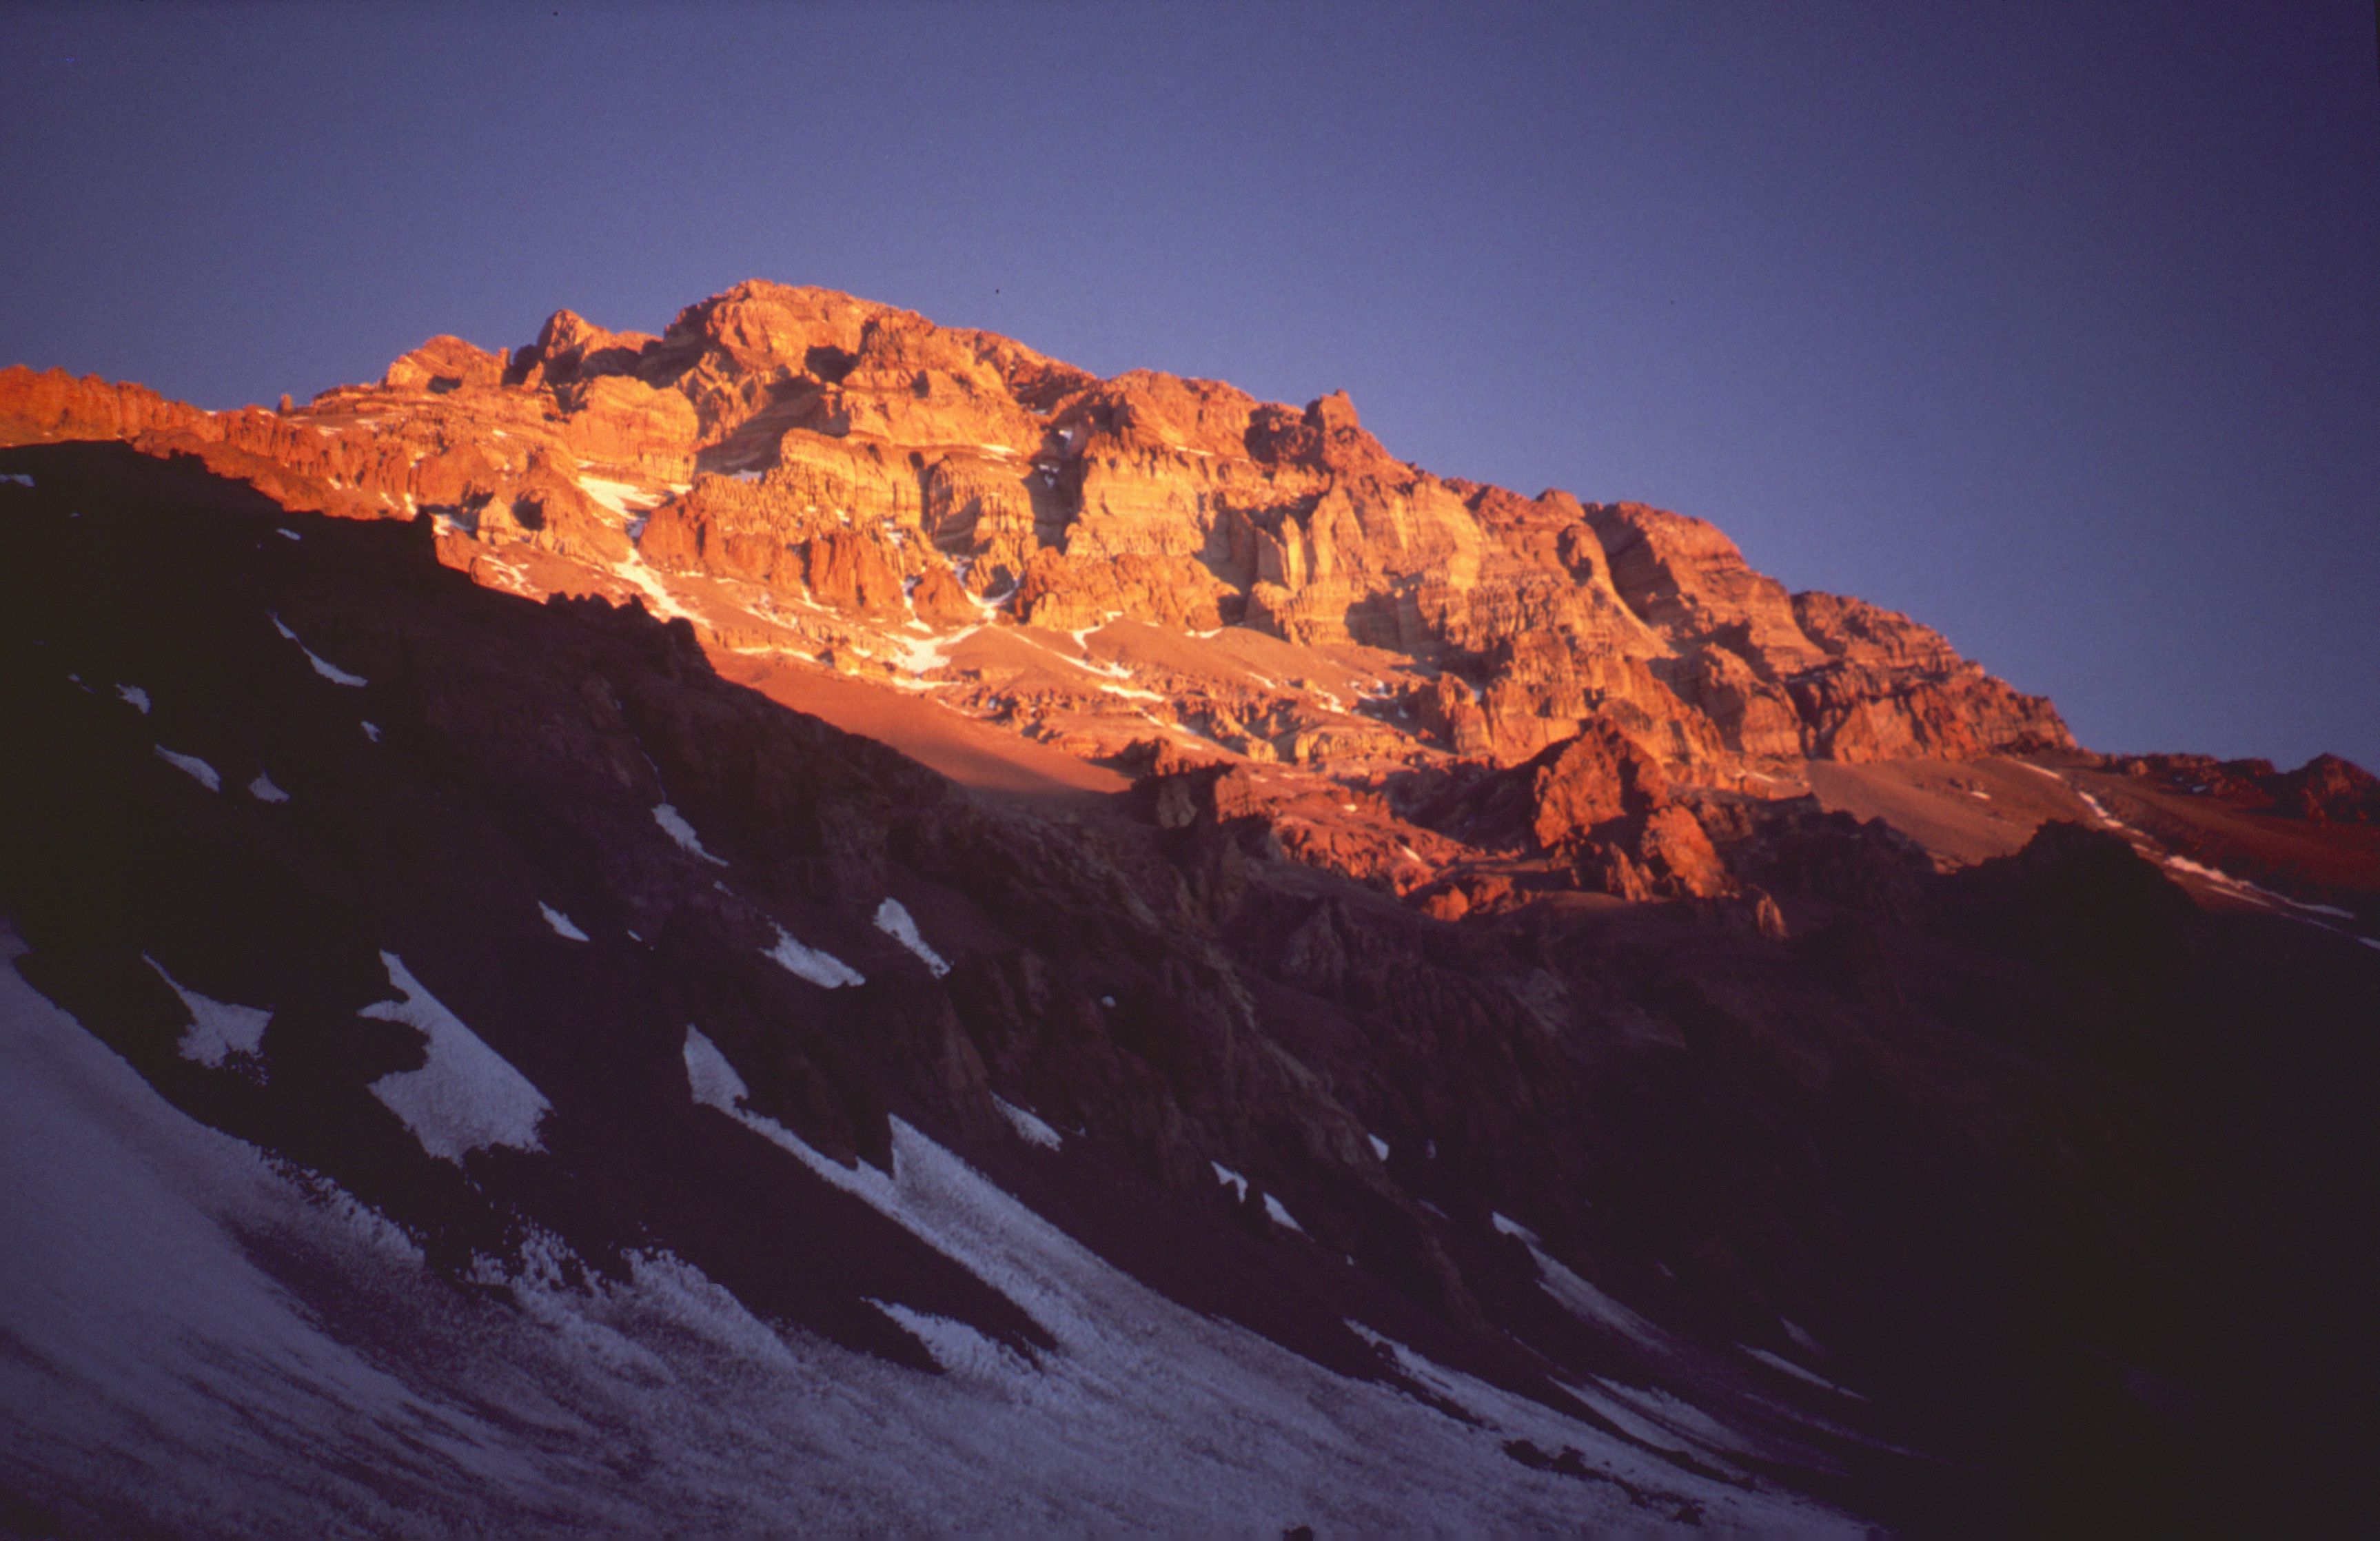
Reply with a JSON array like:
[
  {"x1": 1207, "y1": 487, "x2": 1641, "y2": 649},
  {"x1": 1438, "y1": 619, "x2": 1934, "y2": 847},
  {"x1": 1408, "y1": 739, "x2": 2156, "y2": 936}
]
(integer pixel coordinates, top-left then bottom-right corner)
[{"x1": 3, "y1": 443, "x2": 2377, "y2": 1531}]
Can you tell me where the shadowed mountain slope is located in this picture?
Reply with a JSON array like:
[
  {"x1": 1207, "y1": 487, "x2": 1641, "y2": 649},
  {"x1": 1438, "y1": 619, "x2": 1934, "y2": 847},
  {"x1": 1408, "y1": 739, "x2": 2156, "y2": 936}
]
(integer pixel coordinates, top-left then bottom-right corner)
[{"x1": 4, "y1": 290, "x2": 2378, "y2": 1531}]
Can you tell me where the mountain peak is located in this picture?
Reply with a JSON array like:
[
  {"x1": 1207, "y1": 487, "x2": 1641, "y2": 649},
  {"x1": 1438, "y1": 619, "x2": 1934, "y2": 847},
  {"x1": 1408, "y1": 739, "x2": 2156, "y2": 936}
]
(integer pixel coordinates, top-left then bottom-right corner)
[
  {"x1": 6, "y1": 277, "x2": 2376, "y2": 1537},
  {"x1": 1, "y1": 278, "x2": 2078, "y2": 907}
]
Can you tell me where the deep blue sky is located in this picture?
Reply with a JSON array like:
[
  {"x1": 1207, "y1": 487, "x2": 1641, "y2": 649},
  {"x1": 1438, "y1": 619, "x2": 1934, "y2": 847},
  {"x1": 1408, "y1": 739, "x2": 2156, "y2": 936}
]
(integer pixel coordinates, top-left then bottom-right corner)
[{"x1": 6, "y1": 2, "x2": 2374, "y2": 768}]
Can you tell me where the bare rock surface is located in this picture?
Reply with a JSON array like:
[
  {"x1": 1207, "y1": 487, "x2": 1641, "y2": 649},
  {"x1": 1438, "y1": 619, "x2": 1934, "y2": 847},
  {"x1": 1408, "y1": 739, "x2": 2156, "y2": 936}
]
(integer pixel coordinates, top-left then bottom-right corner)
[
  {"x1": 5, "y1": 348, "x2": 2379, "y2": 1533},
  {"x1": 0, "y1": 283, "x2": 2068, "y2": 845}
]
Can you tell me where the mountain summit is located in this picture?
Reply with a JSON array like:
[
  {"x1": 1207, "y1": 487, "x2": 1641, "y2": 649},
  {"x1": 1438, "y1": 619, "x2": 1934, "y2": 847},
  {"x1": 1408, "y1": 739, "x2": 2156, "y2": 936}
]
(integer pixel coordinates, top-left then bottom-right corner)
[
  {"x1": 1, "y1": 280, "x2": 2087, "y2": 907},
  {"x1": 3, "y1": 284, "x2": 2377, "y2": 1533}
]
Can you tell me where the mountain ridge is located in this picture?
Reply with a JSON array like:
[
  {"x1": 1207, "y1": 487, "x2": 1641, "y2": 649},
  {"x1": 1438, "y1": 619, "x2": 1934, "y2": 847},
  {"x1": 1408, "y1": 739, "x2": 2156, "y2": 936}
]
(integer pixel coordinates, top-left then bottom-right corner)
[
  {"x1": 0, "y1": 279, "x2": 2073, "y2": 773},
  {"x1": 0, "y1": 278, "x2": 2093, "y2": 912},
  {"x1": 4, "y1": 292, "x2": 2378, "y2": 1530}
]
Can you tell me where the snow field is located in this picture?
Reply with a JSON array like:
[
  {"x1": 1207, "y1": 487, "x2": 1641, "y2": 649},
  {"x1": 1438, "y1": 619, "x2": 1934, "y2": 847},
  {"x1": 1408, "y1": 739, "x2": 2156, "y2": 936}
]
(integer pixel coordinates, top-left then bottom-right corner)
[{"x1": 1, "y1": 948, "x2": 1847, "y2": 1534}]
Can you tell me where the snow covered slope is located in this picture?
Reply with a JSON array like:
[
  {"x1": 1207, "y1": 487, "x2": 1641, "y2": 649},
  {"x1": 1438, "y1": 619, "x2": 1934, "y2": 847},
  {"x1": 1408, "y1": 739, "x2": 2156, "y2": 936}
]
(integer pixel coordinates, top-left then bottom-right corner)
[
  {"x1": 6, "y1": 442, "x2": 2377, "y2": 1532},
  {"x1": 0, "y1": 932, "x2": 1837, "y2": 1535}
]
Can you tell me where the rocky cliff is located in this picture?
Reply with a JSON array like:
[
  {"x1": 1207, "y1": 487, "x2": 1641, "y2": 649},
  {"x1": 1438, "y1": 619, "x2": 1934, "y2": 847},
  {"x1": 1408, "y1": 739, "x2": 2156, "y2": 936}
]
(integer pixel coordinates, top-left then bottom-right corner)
[
  {"x1": 8, "y1": 284, "x2": 2380, "y2": 1533},
  {"x1": 1, "y1": 282, "x2": 2073, "y2": 910},
  {"x1": 5, "y1": 439, "x2": 2375, "y2": 1534}
]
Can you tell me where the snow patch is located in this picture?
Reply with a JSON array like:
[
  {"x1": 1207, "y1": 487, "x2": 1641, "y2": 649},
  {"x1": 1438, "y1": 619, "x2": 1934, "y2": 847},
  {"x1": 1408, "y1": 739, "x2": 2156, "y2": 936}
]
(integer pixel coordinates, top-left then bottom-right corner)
[
  {"x1": 2162, "y1": 853, "x2": 2357, "y2": 917},
  {"x1": 1, "y1": 471, "x2": 32, "y2": 486},
  {"x1": 1511, "y1": 1227, "x2": 1668, "y2": 1350},
  {"x1": 154, "y1": 747, "x2": 220, "y2": 791},
  {"x1": 2073, "y1": 788, "x2": 2131, "y2": 833},
  {"x1": 1368, "y1": 1132, "x2": 1390, "y2": 1162},
  {"x1": 1740, "y1": 1346, "x2": 1867, "y2": 1401},
  {"x1": 146, "y1": 956, "x2": 269, "y2": 1072},
  {"x1": 871, "y1": 1299, "x2": 1033, "y2": 1379},
  {"x1": 1341, "y1": 1318, "x2": 1692, "y2": 1473},
  {"x1": 873, "y1": 899, "x2": 950, "y2": 977},
  {"x1": 1263, "y1": 1194, "x2": 1306, "y2": 1235},
  {"x1": 1492, "y1": 1210, "x2": 1539, "y2": 1243},
  {"x1": 578, "y1": 476, "x2": 661, "y2": 517},
  {"x1": 115, "y1": 684, "x2": 150, "y2": 713},
  {"x1": 1211, "y1": 1161, "x2": 1249, "y2": 1201},
  {"x1": 360, "y1": 721, "x2": 381, "y2": 742},
  {"x1": 247, "y1": 772, "x2": 290, "y2": 804},
  {"x1": 653, "y1": 802, "x2": 728, "y2": 864},
  {"x1": 993, "y1": 1095, "x2": 1064, "y2": 1150},
  {"x1": 269, "y1": 612, "x2": 368, "y2": 686},
  {"x1": 305, "y1": 650, "x2": 367, "y2": 687},
  {"x1": 1563, "y1": 1374, "x2": 1765, "y2": 1467},
  {"x1": 682, "y1": 1025, "x2": 749, "y2": 1112},
  {"x1": 764, "y1": 923, "x2": 864, "y2": 989},
  {"x1": 361, "y1": 952, "x2": 550, "y2": 1162},
  {"x1": 276, "y1": 527, "x2": 301, "y2": 541},
  {"x1": 540, "y1": 904, "x2": 590, "y2": 942},
  {"x1": 609, "y1": 553, "x2": 698, "y2": 623},
  {"x1": 886, "y1": 624, "x2": 982, "y2": 676}
]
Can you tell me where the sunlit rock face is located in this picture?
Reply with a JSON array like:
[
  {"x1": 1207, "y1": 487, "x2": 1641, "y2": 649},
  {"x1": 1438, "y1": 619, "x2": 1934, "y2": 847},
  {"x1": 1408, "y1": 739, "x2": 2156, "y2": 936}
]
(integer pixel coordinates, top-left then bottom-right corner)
[
  {"x1": 6, "y1": 288, "x2": 2379, "y2": 1535},
  {"x1": 0, "y1": 279, "x2": 2075, "y2": 906}
]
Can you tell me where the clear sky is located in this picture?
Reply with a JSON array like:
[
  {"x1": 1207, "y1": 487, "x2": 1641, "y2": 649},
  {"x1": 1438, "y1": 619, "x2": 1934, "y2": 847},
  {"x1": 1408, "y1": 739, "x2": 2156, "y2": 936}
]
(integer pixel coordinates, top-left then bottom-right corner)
[{"x1": 6, "y1": 1, "x2": 2374, "y2": 768}]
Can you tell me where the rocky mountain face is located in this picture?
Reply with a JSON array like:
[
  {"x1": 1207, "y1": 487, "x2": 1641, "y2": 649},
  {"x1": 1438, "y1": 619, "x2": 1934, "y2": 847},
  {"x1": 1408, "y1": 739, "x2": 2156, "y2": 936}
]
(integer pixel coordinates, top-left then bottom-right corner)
[
  {"x1": 0, "y1": 283, "x2": 2066, "y2": 794},
  {"x1": 4, "y1": 291, "x2": 2377, "y2": 1533},
  {"x1": 0, "y1": 280, "x2": 2070, "y2": 917}
]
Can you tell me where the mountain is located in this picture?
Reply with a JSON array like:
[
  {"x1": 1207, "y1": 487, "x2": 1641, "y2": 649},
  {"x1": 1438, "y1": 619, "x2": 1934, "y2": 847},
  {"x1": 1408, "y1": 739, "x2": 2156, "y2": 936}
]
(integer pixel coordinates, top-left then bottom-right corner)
[{"x1": 3, "y1": 285, "x2": 2377, "y2": 1533}]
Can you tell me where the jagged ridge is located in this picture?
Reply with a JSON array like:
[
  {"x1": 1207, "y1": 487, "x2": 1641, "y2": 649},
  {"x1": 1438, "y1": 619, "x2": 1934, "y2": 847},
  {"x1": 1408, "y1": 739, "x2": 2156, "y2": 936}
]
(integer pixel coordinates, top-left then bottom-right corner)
[
  {"x1": 0, "y1": 280, "x2": 2067, "y2": 768},
  {"x1": 3, "y1": 281, "x2": 2071, "y2": 910}
]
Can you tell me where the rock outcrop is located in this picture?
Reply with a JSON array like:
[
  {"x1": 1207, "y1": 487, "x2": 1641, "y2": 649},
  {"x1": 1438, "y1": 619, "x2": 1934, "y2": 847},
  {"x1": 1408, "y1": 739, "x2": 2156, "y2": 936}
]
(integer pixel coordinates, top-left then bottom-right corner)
[
  {"x1": 1583, "y1": 502, "x2": 2070, "y2": 764},
  {"x1": 2106, "y1": 749, "x2": 2380, "y2": 825},
  {"x1": 1407, "y1": 717, "x2": 1731, "y2": 902}
]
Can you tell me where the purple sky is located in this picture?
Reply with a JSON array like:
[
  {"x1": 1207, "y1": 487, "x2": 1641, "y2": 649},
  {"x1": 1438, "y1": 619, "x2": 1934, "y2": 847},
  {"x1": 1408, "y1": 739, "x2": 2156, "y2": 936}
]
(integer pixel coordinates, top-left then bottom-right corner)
[{"x1": 6, "y1": 1, "x2": 2374, "y2": 769}]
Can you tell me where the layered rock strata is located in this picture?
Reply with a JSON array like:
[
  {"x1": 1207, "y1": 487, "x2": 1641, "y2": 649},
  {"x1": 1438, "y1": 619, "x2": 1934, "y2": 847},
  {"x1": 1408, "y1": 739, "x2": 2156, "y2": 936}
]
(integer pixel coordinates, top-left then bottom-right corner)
[{"x1": 2, "y1": 280, "x2": 2074, "y2": 903}]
